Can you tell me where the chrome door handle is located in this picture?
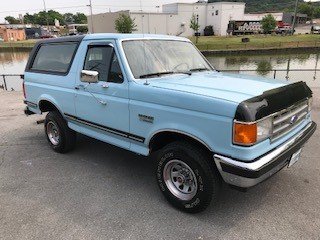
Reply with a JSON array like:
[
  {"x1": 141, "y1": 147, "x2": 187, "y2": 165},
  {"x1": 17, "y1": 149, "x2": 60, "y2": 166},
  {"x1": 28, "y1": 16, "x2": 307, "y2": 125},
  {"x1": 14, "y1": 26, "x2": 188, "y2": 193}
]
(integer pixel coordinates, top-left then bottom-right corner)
[
  {"x1": 75, "y1": 84, "x2": 85, "y2": 90},
  {"x1": 101, "y1": 83, "x2": 109, "y2": 88}
]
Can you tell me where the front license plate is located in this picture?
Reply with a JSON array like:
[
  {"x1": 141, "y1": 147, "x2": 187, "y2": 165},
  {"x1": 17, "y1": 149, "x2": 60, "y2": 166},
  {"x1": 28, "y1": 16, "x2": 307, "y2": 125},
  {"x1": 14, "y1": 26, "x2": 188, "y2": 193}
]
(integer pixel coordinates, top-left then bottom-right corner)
[{"x1": 288, "y1": 149, "x2": 302, "y2": 168}]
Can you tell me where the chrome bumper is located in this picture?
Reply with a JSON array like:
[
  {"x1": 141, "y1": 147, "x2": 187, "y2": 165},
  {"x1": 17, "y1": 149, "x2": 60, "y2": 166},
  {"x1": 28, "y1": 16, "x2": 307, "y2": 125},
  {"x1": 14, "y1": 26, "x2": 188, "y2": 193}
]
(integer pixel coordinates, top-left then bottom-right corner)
[{"x1": 214, "y1": 121, "x2": 317, "y2": 188}]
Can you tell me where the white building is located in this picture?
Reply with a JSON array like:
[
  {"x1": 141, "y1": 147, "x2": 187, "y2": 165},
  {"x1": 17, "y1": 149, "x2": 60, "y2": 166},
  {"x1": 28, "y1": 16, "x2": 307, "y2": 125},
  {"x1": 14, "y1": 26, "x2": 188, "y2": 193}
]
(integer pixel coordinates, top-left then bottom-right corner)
[
  {"x1": 88, "y1": 1, "x2": 246, "y2": 36},
  {"x1": 243, "y1": 12, "x2": 284, "y2": 22}
]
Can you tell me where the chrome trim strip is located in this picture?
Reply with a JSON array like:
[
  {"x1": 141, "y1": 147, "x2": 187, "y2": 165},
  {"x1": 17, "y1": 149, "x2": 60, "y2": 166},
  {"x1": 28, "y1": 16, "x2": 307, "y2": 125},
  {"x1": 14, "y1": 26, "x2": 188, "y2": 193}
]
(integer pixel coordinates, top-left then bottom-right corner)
[
  {"x1": 65, "y1": 113, "x2": 145, "y2": 143},
  {"x1": 215, "y1": 122, "x2": 312, "y2": 171},
  {"x1": 24, "y1": 100, "x2": 38, "y2": 108},
  {"x1": 273, "y1": 104, "x2": 308, "y2": 125}
]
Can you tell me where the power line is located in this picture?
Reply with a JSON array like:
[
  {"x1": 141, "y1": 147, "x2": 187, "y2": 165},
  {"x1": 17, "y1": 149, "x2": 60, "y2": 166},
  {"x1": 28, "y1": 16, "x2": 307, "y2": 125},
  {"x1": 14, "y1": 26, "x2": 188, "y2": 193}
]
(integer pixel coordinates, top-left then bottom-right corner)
[{"x1": 0, "y1": 5, "x2": 88, "y2": 14}]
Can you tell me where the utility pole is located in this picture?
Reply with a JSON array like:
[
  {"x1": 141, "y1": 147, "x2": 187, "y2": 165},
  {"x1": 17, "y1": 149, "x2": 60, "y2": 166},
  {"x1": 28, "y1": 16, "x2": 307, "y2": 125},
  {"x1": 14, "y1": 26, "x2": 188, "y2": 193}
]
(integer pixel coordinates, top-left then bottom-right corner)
[
  {"x1": 196, "y1": 15, "x2": 199, "y2": 44},
  {"x1": 291, "y1": 0, "x2": 299, "y2": 35},
  {"x1": 87, "y1": 0, "x2": 94, "y2": 33},
  {"x1": 43, "y1": 0, "x2": 49, "y2": 34}
]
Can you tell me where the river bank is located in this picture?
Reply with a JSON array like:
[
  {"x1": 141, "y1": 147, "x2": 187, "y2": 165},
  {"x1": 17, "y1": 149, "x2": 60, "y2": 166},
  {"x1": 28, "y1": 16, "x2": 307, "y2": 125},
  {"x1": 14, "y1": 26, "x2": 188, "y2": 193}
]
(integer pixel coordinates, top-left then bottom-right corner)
[
  {"x1": 192, "y1": 34, "x2": 320, "y2": 53},
  {"x1": 0, "y1": 40, "x2": 36, "y2": 51}
]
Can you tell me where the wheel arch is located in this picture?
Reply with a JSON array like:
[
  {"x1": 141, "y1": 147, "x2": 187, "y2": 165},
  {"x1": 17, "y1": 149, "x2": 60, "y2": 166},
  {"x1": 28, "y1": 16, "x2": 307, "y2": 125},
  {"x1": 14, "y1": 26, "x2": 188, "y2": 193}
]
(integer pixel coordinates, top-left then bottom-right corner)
[
  {"x1": 38, "y1": 96, "x2": 63, "y2": 116},
  {"x1": 148, "y1": 129, "x2": 213, "y2": 154}
]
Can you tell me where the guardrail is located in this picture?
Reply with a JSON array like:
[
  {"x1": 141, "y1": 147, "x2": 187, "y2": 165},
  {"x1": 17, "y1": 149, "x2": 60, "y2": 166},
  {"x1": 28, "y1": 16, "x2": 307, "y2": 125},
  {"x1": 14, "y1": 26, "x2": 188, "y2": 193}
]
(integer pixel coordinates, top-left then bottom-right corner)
[
  {"x1": 195, "y1": 41, "x2": 320, "y2": 51},
  {"x1": 0, "y1": 74, "x2": 23, "y2": 91},
  {"x1": 218, "y1": 69, "x2": 320, "y2": 80},
  {"x1": 0, "y1": 69, "x2": 319, "y2": 91}
]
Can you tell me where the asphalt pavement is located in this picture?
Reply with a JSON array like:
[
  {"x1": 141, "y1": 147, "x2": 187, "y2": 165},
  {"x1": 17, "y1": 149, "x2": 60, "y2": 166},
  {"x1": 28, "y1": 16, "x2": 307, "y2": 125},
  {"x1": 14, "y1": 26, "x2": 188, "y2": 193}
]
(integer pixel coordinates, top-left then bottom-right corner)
[{"x1": 0, "y1": 90, "x2": 319, "y2": 240}]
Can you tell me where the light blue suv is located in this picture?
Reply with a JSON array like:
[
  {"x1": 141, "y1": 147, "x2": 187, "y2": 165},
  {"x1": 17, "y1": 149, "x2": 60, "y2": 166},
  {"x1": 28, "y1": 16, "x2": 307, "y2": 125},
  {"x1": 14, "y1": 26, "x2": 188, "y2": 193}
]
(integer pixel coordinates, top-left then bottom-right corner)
[{"x1": 23, "y1": 34, "x2": 316, "y2": 213}]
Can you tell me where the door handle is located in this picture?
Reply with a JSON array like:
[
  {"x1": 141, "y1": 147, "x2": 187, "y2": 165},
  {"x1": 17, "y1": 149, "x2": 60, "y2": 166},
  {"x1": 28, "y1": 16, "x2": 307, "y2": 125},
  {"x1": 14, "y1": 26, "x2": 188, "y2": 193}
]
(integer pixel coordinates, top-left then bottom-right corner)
[
  {"x1": 75, "y1": 84, "x2": 85, "y2": 90},
  {"x1": 101, "y1": 83, "x2": 109, "y2": 88}
]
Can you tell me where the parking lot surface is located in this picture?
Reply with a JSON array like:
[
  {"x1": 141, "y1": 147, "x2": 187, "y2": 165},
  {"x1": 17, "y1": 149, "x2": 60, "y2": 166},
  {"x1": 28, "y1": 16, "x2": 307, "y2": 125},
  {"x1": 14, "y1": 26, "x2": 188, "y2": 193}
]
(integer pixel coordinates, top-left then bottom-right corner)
[{"x1": 0, "y1": 90, "x2": 319, "y2": 240}]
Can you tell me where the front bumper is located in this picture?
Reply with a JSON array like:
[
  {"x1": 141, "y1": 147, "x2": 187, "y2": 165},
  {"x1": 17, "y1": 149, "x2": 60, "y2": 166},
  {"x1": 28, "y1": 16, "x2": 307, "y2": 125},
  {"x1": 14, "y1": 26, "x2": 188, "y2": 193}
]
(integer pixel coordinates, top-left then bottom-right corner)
[{"x1": 214, "y1": 121, "x2": 317, "y2": 188}]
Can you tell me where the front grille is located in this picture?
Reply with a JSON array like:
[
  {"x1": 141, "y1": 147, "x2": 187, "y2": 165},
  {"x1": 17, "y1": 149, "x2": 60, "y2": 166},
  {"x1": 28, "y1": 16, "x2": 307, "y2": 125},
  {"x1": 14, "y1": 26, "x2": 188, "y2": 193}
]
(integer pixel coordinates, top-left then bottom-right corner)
[{"x1": 271, "y1": 100, "x2": 309, "y2": 141}]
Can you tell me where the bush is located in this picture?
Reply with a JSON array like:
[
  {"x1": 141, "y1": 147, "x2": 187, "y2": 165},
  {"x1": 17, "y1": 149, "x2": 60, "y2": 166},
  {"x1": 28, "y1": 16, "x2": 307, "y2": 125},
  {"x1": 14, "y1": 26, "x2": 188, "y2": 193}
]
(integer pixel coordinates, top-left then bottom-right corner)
[{"x1": 115, "y1": 14, "x2": 137, "y2": 33}]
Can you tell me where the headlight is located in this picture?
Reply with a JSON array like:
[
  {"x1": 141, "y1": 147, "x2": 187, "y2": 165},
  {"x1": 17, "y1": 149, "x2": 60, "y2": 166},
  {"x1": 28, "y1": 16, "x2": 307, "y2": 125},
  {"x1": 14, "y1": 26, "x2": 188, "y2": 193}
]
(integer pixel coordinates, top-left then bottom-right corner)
[
  {"x1": 256, "y1": 117, "x2": 272, "y2": 142},
  {"x1": 308, "y1": 97, "x2": 313, "y2": 112},
  {"x1": 233, "y1": 117, "x2": 272, "y2": 146}
]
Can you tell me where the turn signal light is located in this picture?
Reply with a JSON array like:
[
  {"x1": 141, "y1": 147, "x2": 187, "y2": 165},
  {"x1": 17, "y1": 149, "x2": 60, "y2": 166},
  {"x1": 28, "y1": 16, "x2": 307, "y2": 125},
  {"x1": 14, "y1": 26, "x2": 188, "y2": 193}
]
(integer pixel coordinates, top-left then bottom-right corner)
[{"x1": 233, "y1": 122, "x2": 257, "y2": 145}]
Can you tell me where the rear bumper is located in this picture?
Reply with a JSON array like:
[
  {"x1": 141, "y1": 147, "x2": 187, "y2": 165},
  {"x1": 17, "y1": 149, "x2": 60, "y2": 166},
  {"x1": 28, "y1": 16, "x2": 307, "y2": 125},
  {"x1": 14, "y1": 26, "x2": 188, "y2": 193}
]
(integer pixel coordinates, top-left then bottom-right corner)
[
  {"x1": 24, "y1": 106, "x2": 35, "y2": 116},
  {"x1": 214, "y1": 121, "x2": 317, "y2": 188},
  {"x1": 23, "y1": 100, "x2": 37, "y2": 116}
]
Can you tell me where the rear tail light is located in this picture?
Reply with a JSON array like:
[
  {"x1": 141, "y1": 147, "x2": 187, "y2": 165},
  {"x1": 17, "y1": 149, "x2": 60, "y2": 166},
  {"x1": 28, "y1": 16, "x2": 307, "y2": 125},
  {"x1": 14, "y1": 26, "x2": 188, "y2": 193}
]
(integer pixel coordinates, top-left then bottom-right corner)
[{"x1": 22, "y1": 81, "x2": 26, "y2": 99}]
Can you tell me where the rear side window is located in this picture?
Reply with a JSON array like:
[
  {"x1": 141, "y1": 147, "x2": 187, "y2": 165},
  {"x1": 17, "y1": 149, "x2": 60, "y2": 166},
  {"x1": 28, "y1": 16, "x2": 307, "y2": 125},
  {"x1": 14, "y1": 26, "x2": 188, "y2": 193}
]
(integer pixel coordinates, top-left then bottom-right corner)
[{"x1": 31, "y1": 43, "x2": 78, "y2": 74}]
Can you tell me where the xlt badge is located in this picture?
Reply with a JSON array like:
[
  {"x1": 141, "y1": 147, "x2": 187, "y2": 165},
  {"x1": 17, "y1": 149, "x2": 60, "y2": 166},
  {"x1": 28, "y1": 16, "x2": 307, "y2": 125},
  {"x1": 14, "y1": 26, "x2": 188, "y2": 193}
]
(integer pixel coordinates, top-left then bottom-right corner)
[{"x1": 138, "y1": 114, "x2": 154, "y2": 123}]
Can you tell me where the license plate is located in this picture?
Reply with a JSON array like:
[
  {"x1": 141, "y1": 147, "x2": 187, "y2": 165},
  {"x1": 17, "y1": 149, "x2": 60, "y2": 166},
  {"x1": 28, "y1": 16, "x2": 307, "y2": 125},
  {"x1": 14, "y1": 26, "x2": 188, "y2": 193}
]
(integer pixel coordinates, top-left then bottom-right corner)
[{"x1": 288, "y1": 149, "x2": 302, "y2": 168}]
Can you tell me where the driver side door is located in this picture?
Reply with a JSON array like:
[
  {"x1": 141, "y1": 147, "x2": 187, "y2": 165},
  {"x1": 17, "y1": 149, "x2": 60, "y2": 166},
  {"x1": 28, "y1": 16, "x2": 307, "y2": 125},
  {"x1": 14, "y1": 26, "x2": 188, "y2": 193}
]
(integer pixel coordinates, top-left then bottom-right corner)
[{"x1": 72, "y1": 40, "x2": 130, "y2": 149}]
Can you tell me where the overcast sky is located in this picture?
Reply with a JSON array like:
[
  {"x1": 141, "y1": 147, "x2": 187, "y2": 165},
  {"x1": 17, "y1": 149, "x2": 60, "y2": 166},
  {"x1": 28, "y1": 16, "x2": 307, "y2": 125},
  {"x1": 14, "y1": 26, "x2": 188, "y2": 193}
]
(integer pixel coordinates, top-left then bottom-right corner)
[{"x1": 0, "y1": 0, "x2": 197, "y2": 22}]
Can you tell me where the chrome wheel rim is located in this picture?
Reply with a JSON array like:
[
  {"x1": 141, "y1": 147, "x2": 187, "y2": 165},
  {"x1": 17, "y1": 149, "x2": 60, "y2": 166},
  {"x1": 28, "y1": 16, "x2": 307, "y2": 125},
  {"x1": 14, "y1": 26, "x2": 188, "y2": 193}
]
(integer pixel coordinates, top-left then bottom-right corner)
[
  {"x1": 163, "y1": 159, "x2": 198, "y2": 201},
  {"x1": 47, "y1": 121, "x2": 60, "y2": 146}
]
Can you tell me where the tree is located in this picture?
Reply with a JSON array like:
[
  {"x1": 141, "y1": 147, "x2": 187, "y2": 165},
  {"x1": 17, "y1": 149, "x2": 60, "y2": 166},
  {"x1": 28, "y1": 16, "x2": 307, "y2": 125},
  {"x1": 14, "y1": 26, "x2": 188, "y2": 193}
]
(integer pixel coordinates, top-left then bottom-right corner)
[
  {"x1": 77, "y1": 26, "x2": 88, "y2": 33},
  {"x1": 73, "y1": 13, "x2": 87, "y2": 24},
  {"x1": 63, "y1": 13, "x2": 75, "y2": 24},
  {"x1": 115, "y1": 14, "x2": 137, "y2": 33},
  {"x1": 190, "y1": 14, "x2": 200, "y2": 34},
  {"x1": 23, "y1": 13, "x2": 35, "y2": 24},
  {"x1": 261, "y1": 14, "x2": 277, "y2": 34},
  {"x1": 5, "y1": 16, "x2": 20, "y2": 24},
  {"x1": 299, "y1": 2, "x2": 315, "y2": 18}
]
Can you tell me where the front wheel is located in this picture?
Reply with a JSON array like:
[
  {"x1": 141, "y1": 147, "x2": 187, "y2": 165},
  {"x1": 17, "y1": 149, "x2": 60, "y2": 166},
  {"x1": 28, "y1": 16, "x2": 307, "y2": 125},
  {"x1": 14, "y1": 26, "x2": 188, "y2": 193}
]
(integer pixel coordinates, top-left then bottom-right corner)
[{"x1": 156, "y1": 141, "x2": 220, "y2": 213}]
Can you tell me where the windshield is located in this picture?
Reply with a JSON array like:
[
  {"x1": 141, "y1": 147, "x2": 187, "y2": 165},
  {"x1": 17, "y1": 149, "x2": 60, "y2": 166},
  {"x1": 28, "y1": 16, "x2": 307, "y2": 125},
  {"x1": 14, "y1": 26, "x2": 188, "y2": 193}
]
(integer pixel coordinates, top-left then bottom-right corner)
[{"x1": 122, "y1": 40, "x2": 213, "y2": 79}]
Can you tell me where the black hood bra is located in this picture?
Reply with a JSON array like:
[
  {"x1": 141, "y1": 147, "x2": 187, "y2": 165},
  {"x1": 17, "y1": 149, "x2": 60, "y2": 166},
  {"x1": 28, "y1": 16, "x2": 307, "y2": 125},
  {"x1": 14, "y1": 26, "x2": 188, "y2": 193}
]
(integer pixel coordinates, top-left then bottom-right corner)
[{"x1": 235, "y1": 81, "x2": 312, "y2": 122}]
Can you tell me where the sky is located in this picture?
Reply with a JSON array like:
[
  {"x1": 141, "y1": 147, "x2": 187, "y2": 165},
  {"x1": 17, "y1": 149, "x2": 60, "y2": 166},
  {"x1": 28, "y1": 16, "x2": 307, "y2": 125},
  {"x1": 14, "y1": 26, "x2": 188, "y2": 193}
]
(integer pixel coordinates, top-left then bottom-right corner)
[{"x1": 0, "y1": 0, "x2": 196, "y2": 22}]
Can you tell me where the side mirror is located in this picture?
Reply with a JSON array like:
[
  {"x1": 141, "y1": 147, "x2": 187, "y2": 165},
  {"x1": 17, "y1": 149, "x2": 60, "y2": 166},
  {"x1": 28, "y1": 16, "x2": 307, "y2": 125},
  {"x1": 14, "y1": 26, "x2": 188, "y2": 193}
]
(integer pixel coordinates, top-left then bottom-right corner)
[{"x1": 81, "y1": 70, "x2": 99, "y2": 83}]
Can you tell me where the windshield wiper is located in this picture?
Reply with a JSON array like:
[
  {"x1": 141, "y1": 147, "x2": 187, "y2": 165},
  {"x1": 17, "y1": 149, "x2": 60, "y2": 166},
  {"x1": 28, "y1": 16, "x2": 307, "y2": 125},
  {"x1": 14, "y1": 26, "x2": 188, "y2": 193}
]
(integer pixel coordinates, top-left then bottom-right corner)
[
  {"x1": 139, "y1": 71, "x2": 191, "y2": 79},
  {"x1": 189, "y1": 68, "x2": 210, "y2": 72}
]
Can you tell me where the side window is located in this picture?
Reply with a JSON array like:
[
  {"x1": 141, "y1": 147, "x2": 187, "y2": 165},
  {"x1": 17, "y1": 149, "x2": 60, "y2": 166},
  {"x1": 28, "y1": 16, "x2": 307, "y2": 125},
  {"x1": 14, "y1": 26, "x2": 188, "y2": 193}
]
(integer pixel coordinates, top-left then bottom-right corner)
[
  {"x1": 109, "y1": 53, "x2": 124, "y2": 83},
  {"x1": 31, "y1": 43, "x2": 78, "y2": 74},
  {"x1": 83, "y1": 45, "x2": 123, "y2": 83}
]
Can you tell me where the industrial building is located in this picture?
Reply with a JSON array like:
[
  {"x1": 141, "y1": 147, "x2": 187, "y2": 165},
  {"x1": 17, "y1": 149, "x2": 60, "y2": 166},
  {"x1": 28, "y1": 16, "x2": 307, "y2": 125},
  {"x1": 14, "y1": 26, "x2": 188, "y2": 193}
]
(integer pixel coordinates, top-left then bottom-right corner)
[
  {"x1": 88, "y1": 1, "x2": 246, "y2": 36},
  {"x1": 0, "y1": 25, "x2": 26, "y2": 41},
  {"x1": 88, "y1": 1, "x2": 308, "y2": 37}
]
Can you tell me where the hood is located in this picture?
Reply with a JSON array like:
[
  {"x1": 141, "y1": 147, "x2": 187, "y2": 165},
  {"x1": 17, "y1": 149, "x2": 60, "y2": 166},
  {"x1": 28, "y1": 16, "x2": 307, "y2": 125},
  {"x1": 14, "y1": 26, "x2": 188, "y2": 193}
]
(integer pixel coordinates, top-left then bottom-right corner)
[{"x1": 145, "y1": 71, "x2": 287, "y2": 103}]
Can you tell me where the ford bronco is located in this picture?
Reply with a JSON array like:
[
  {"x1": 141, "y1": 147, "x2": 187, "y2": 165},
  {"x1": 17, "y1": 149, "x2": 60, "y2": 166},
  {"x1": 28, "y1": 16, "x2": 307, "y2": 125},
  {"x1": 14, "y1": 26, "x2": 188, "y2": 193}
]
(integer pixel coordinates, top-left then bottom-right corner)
[{"x1": 23, "y1": 34, "x2": 316, "y2": 213}]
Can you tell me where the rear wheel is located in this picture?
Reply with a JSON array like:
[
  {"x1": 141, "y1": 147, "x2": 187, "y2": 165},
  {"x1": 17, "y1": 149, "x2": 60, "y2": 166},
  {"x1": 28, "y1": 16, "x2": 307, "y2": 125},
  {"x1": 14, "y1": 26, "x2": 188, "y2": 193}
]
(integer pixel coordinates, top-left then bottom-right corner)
[
  {"x1": 45, "y1": 111, "x2": 76, "y2": 153},
  {"x1": 156, "y1": 141, "x2": 220, "y2": 213}
]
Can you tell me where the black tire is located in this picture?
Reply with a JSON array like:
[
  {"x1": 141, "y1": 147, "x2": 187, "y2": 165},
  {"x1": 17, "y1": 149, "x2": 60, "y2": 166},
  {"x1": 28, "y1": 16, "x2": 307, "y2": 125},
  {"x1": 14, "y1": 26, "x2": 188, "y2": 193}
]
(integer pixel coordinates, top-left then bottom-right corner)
[
  {"x1": 44, "y1": 111, "x2": 76, "y2": 153},
  {"x1": 156, "y1": 141, "x2": 220, "y2": 213}
]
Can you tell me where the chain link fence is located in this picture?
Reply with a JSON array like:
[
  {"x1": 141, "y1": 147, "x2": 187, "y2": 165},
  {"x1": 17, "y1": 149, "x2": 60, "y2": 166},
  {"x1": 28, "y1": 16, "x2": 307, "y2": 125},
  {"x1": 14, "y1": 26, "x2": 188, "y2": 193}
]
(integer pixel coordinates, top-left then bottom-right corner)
[
  {"x1": 0, "y1": 69, "x2": 319, "y2": 91},
  {"x1": 218, "y1": 69, "x2": 319, "y2": 89}
]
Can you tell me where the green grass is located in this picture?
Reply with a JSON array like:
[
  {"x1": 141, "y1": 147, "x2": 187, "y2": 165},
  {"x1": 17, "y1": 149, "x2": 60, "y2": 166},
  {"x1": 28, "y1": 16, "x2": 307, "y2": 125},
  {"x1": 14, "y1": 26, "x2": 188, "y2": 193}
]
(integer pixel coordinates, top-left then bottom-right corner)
[
  {"x1": 0, "y1": 40, "x2": 37, "y2": 49},
  {"x1": 191, "y1": 34, "x2": 320, "y2": 51}
]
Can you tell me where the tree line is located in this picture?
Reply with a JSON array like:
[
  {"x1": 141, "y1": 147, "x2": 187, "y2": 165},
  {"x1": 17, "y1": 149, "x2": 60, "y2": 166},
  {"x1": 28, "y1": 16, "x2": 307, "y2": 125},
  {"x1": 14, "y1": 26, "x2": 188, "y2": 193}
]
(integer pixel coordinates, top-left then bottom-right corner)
[{"x1": 5, "y1": 11, "x2": 87, "y2": 26}]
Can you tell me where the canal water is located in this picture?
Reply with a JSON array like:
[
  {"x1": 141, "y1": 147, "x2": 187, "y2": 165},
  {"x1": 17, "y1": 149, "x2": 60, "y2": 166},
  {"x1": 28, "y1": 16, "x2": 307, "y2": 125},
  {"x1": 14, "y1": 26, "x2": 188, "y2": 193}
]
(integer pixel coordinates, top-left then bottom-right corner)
[{"x1": 0, "y1": 49, "x2": 319, "y2": 91}]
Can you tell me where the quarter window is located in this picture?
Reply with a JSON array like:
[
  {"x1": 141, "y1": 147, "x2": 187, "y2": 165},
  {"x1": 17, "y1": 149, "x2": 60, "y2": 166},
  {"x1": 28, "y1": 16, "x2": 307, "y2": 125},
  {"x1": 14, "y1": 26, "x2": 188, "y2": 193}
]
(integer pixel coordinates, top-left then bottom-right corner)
[
  {"x1": 31, "y1": 43, "x2": 78, "y2": 73},
  {"x1": 83, "y1": 45, "x2": 123, "y2": 83}
]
